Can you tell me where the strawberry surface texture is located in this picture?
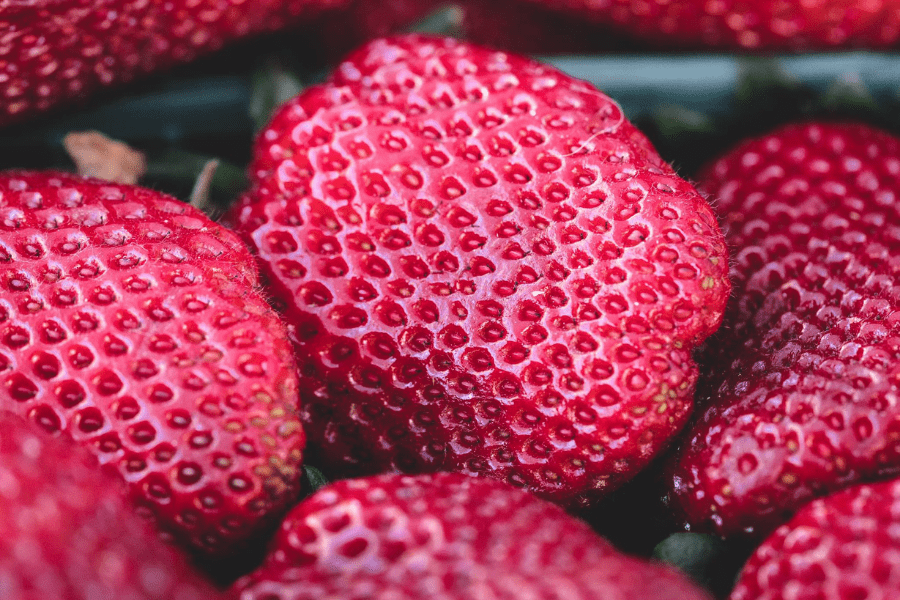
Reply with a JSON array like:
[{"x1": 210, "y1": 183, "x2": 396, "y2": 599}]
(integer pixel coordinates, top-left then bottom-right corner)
[
  {"x1": 0, "y1": 0, "x2": 437, "y2": 127},
  {"x1": 669, "y1": 122, "x2": 900, "y2": 538},
  {"x1": 462, "y1": 0, "x2": 632, "y2": 54},
  {"x1": 731, "y1": 477, "x2": 900, "y2": 600},
  {"x1": 235, "y1": 472, "x2": 714, "y2": 600},
  {"x1": 489, "y1": 0, "x2": 900, "y2": 50},
  {"x1": 0, "y1": 171, "x2": 305, "y2": 556},
  {"x1": 231, "y1": 35, "x2": 730, "y2": 509},
  {"x1": 0, "y1": 411, "x2": 227, "y2": 600}
]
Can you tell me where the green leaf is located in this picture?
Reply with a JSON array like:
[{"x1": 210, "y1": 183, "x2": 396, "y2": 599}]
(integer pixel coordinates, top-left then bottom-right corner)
[
  {"x1": 249, "y1": 58, "x2": 305, "y2": 132},
  {"x1": 302, "y1": 465, "x2": 330, "y2": 495},
  {"x1": 651, "y1": 105, "x2": 717, "y2": 140},
  {"x1": 819, "y1": 73, "x2": 881, "y2": 116},
  {"x1": 403, "y1": 4, "x2": 465, "y2": 36},
  {"x1": 653, "y1": 532, "x2": 756, "y2": 598},
  {"x1": 654, "y1": 532, "x2": 726, "y2": 580}
]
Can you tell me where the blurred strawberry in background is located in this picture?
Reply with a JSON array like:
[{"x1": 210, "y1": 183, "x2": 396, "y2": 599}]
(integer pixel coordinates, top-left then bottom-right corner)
[
  {"x1": 463, "y1": 0, "x2": 900, "y2": 53},
  {"x1": 0, "y1": 0, "x2": 439, "y2": 128}
]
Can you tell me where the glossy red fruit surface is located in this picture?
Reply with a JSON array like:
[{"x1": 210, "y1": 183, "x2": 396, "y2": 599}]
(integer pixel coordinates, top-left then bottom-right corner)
[
  {"x1": 0, "y1": 171, "x2": 305, "y2": 556},
  {"x1": 731, "y1": 477, "x2": 900, "y2": 600},
  {"x1": 231, "y1": 35, "x2": 730, "y2": 509},
  {"x1": 0, "y1": 0, "x2": 348, "y2": 127},
  {"x1": 461, "y1": 0, "x2": 639, "y2": 54},
  {"x1": 235, "y1": 472, "x2": 713, "y2": 600},
  {"x1": 0, "y1": 411, "x2": 227, "y2": 600},
  {"x1": 669, "y1": 122, "x2": 900, "y2": 537},
  {"x1": 298, "y1": 0, "x2": 442, "y2": 61},
  {"x1": 494, "y1": 0, "x2": 900, "y2": 50}
]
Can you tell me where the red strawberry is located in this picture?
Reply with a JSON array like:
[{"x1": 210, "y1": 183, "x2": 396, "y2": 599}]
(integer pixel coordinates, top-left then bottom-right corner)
[
  {"x1": 461, "y1": 0, "x2": 639, "y2": 54},
  {"x1": 0, "y1": 170, "x2": 305, "y2": 556},
  {"x1": 731, "y1": 477, "x2": 900, "y2": 600},
  {"x1": 0, "y1": 411, "x2": 227, "y2": 600},
  {"x1": 297, "y1": 0, "x2": 443, "y2": 62},
  {"x1": 482, "y1": 0, "x2": 900, "y2": 50},
  {"x1": 230, "y1": 35, "x2": 730, "y2": 509},
  {"x1": 235, "y1": 472, "x2": 713, "y2": 600},
  {"x1": 669, "y1": 122, "x2": 900, "y2": 538},
  {"x1": 0, "y1": 0, "x2": 349, "y2": 127}
]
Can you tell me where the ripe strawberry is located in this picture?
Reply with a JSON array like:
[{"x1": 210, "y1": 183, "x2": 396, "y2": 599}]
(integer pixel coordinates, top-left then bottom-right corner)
[
  {"x1": 0, "y1": 411, "x2": 227, "y2": 600},
  {"x1": 461, "y1": 0, "x2": 639, "y2": 54},
  {"x1": 230, "y1": 35, "x2": 730, "y2": 509},
  {"x1": 668, "y1": 122, "x2": 900, "y2": 538},
  {"x1": 235, "y1": 472, "x2": 713, "y2": 600},
  {"x1": 731, "y1": 477, "x2": 900, "y2": 600},
  {"x1": 0, "y1": 170, "x2": 305, "y2": 556},
  {"x1": 0, "y1": 0, "x2": 350, "y2": 127},
  {"x1": 297, "y1": 0, "x2": 442, "y2": 62},
  {"x1": 483, "y1": 0, "x2": 900, "y2": 50}
]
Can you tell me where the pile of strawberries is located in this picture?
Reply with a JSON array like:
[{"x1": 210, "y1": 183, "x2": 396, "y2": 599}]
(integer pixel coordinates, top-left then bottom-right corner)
[{"x1": 3, "y1": 2, "x2": 900, "y2": 599}]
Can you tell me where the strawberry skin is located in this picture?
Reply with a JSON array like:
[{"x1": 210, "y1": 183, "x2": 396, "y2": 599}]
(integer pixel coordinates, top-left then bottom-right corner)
[
  {"x1": 669, "y1": 122, "x2": 900, "y2": 538},
  {"x1": 235, "y1": 472, "x2": 713, "y2": 600},
  {"x1": 297, "y1": 0, "x2": 442, "y2": 62},
  {"x1": 731, "y1": 478, "x2": 900, "y2": 600},
  {"x1": 0, "y1": 0, "x2": 349, "y2": 127},
  {"x1": 487, "y1": 0, "x2": 900, "y2": 50},
  {"x1": 230, "y1": 35, "x2": 730, "y2": 509},
  {"x1": 0, "y1": 411, "x2": 227, "y2": 600},
  {"x1": 461, "y1": 0, "x2": 640, "y2": 54},
  {"x1": 0, "y1": 171, "x2": 305, "y2": 556}
]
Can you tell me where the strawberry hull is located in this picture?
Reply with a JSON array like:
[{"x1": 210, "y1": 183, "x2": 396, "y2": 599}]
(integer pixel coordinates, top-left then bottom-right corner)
[{"x1": 232, "y1": 35, "x2": 730, "y2": 510}]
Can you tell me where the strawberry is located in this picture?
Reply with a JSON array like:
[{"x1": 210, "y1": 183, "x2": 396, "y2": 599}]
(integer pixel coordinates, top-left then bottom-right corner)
[
  {"x1": 461, "y1": 0, "x2": 639, "y2": 54},
  {"x1": 0, "y1": 411, "x2": 227, "y2": 600},
  {"x1": 0, "y1": 0, "x2": 350, "y2": 127},
  {"x1": 483, "y1": 0, "x2": 900, "y2": 50},
  {"x1": 0, "y1": 170, "x2": 305, "y2": 556},
  {"x1": 230, "y1": 34, "x2": 730, "y2": 509},
  {"x1": 731, "y1": 477, "x2": 900, "y2": 600},
  {"x1": 668, "y1": 122, "x2": 900, "y2": 538},
  {"x1": 296, "y1": 0, "x2": 443, "y2": 62},
  {"x1": 235, "y1": 472, "x2": 713, "y2": 600}
]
